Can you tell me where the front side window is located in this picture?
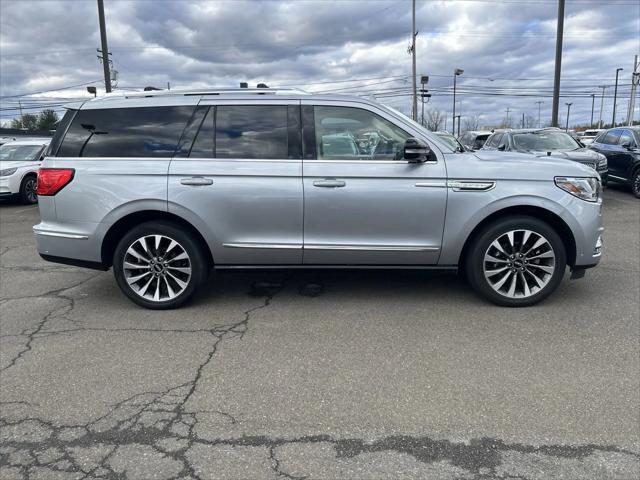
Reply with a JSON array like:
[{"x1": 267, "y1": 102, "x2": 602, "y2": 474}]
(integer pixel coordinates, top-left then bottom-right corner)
[
  {"x1": 313, "y1": 106, "x2": 410, "y2": 161},
  {"x1": 215, "y1": 105, "x2": 288, "y2": 159},
  {"x1": 618, "y1": 130, "x2": 636, "y2": 147},
  {"x1": 57, "y1": 106, "x2": 194, "y2": 157},
  {"x1": 602, "y1": 129, "x2": 622, "y2": 145}
]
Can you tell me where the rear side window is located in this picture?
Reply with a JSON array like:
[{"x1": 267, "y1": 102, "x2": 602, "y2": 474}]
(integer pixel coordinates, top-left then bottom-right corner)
[
  {"x1": 46, "y1": 109, "x2": 76, "y2": 156},
  {"x1": 215, "y1": 105, "x2": 289, "y2": 159},
  {"x1": 57, "y1": 106, "x2": 194, "y2": 157}
]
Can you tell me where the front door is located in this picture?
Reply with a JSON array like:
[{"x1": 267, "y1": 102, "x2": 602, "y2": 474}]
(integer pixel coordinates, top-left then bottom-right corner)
[
  {"x1": 168, "y1": 101, "x2": 303, "y2": 265},
  {"x1": 301, "y1": 102, "x2": 447, "y2": 265}
]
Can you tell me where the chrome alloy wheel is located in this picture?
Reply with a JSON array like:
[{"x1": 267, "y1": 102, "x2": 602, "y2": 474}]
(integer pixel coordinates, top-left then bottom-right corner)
[
  {"x1": 483, "y1": 229, "x2": 556, "y2": 299},
  {"x1": 123, "y1": 235, "x2": 192, "y2": 302}
]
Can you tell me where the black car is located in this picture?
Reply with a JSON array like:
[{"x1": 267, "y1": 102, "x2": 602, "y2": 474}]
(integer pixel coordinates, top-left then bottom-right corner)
[
  {"x1": 588, "y1": 127, "x2": 640, "y2": 198},
  {"x1": 459, "y1": 130, "x2": 492, "y2": 151},
  {"x1": 482, "y1": 128, "x2": 608, "y2": 184}
]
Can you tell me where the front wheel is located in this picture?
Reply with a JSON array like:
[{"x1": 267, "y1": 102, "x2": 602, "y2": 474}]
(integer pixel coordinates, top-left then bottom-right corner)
[
  {"x1": 465, "y1": 216, "x2": 567, "y2": 307},
  {"x1": 113, "y1": 221, "x2": 209, "y2": 309},
  {"x1": 632, "y1": 170, "x2": 640, "y2": 199}
]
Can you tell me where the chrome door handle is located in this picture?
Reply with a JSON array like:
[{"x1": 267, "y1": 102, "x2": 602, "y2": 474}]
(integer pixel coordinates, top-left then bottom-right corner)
[
  {"x1": 180, "y1": 177, "x2": 213, "y2": 186},
  {"x1": 313, "y1": 179, "x2": 346, "y2": 188}
]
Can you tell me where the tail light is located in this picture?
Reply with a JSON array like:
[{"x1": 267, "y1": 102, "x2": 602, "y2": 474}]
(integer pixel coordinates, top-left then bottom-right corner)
[{"x1": 36, "y1": 168, "x2": 75, "y2": 196}]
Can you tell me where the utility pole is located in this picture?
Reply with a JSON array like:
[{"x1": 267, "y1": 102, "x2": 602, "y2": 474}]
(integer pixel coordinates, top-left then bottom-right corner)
[
  {"x1": 97, "y1": 0, "x2": 112, "y2": 93},
  {"x1": 420, "y1": 75, "x2": 430, "y2": 126},
  {"x1": 521, "y1": 112, "x2": 525, "y2": 129},
  {"x1": 612, "y1": 67, "x2": 623, "y2": 127},
  {"x1": 627, "y1": 55, "x2": 639, "y2": 126},
  {"x1": 598, "y1": 85, "x2": 608, "y2": 128},
  {"x1": 551, "y1": 0, "x2": 565, "y2": 127},
  {"x1": 410, "y1": 0, "x2": 417, "y2": 121},
  {"x1": 535, "y1": 101, "x2": 543, "y2": 127},
  {"x1": 505, "y1": 107, "x2": 511, "y2": 127},
  {"x1": 590, "y1": 94, "x2": 595, "y2": 127},
  {"x1": 565, "y1": 102, "x2": 572, "y2": 131},
  {"x1": 452, "y1": 68, "x2": 463, "y2": 134}
]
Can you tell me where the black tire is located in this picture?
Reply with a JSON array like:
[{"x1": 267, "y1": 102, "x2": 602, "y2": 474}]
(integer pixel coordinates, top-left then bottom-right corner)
[
  {"x1": 465, "y1": 216, "x2": 567, "y2": 307},
  {"x1": 113, "y1": 221, "x2": 209, "y2": 309},
  {"x1": 19, "y1": 175, "x2": 38, "y2": 204},
  {"x1": 632, "y1": 169, "x2": 640, "y2": 199}
]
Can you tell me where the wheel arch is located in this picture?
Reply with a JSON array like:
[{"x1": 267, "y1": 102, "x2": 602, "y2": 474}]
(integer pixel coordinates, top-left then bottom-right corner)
[
  {"x1": 458, "y1": 205, "x2": 577, "y2": 270},
  {"x1": 101, "y1": 210, "x2": 214, "y2": 269}
]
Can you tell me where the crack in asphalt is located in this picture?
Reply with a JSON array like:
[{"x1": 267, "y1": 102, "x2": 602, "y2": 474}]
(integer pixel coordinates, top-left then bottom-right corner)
[{"x1": 0, "y1": 272, "x2": 103, "y2": 373}]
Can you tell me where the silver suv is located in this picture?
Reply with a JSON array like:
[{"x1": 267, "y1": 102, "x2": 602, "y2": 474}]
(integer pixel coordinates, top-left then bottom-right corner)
[{"x1": 34, "y1": 88, "x2": 603, "y2": 309}]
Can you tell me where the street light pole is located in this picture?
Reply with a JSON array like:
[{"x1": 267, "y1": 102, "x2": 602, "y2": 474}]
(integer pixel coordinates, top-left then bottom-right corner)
[
  {"x1": 598, "y1": 85, "x2": 608, "y2": 128},
  {"x1": 565, "y1": 102, "x2": 572, "y2": 131},
  {"x1": 452, "y1": 68, "x2": 463, "y2": 134},
  {"x1": 590, "y1": 93, "x2": 595, "y2": 127},
  {"x1": 612, "y1": 67, "x2": 623, "y2": 127}
]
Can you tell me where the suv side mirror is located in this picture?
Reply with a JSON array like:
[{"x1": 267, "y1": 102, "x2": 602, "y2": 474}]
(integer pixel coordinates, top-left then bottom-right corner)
[
  {"x1": 621, "y1": 141, "x2": 633, "y2": 150},
  {"x1": 497, "y1": 143, "x2": 507, "y2": 151},
  {"x1": 404, "y1": 138, "x2": 431, "y2": 162}
]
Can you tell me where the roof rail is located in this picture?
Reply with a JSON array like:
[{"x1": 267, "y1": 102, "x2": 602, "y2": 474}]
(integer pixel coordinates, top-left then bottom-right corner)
[{"x1": 93, "y1": 87, "x2": 309, "y2": 101}]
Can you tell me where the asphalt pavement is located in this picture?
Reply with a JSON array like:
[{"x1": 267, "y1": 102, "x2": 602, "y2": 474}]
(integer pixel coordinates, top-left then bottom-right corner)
[{"x1": 1, "y1": 185, "x2": 639, "y2": 479}]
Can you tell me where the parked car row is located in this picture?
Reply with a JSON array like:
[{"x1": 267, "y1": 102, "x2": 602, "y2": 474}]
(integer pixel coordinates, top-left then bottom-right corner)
[
  {"x1": 0, "y1": 138, "x2": 50, "y2": 204},
  {"x1": 480, "y1": 128, "x2": 609, "y2": 185}
]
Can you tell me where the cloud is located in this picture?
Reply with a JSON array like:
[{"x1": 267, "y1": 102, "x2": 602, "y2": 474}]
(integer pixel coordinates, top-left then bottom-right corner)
[{"x1": 1, "y1": 0, "x2": 638, "y2": 127}]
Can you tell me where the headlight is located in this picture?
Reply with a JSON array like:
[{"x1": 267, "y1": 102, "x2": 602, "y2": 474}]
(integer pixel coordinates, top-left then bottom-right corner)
[
  {"x1": 0, "y1": 167, "x2": 18, "y2": 177},
  {"x1": 555, "y1": 176, "x2": 600, "y2": 202}
]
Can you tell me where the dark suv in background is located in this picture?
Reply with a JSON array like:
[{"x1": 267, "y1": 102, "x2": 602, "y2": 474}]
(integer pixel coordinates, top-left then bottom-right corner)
[
  {"x1": 482, "y1": 128, "x2": 608, "y2": 184},
  {"x1": 588, "y1": 127, "x2": 640, "y2": 198}
]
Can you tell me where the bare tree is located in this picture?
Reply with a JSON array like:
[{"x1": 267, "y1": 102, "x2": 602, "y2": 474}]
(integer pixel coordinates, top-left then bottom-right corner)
[
  {"x1": 499, "y1": 116, "x2": 513, "y2": 129},
  {"x1": 523, "y1": 114, "x2": 537, "y2": 128},
  {"x1": 462, "y1": 114, "x2": 481, "y2": 132},
  {"x1": 424, "y1": 108, "x2": 445, "y2": 131}
]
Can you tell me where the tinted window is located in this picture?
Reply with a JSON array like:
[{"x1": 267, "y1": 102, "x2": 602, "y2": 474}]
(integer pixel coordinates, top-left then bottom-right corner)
[
  {"x1": 314, "y1": 106, "x2": 410, "y2": 160},
  {"x1": 215, "y1": 105, "x2": 288, "y2": 159},
  {"x1": 512, "y1": 131, "x2": 579, "y2": 150},
  {"x1": 46, "y1": 109, "x2": 75, "y2": 156},
  {"x1": 474, "y1": 134, "x2": 489, "y2": 149},
  {"x1": 602, "y1": 129, "x2": 622, "y2": 145},
  {"x1": 618, "y1": 130, "x2": 636, "y2": 147},
  {"x1": 190, "y1": 107, "x2": 215, "y2": 158},
  {"x1": 58, "y1": 106, "x2": 194, "y2": 157}
]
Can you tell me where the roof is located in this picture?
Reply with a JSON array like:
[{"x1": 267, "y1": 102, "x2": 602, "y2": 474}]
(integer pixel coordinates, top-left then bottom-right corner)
[{"x1": 75, "y1": 87, "x2": 384, "y2": 110}]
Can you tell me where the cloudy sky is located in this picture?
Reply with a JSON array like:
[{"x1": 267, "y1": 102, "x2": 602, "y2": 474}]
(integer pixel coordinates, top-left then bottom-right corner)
[{"x1": 1, "y1": 0, "x2": 639, "y2": 129}]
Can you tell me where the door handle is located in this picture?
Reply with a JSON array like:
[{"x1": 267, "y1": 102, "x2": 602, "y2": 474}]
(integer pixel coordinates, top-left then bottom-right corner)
[
  {"x1": 313, "y1": 179, "x2": 346, "y2": 188},
  {"x1": 180, "y1": 177, "x2": 213, "y2": 186}
]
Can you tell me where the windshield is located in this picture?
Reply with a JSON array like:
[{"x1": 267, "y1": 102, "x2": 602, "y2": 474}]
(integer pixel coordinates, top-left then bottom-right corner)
[
  {"x1": 0, "y1": 144, "x2": 44, "y2": 161},
  {"x1": 512, "y1": 131, "x2": 580, "y2": 151}
]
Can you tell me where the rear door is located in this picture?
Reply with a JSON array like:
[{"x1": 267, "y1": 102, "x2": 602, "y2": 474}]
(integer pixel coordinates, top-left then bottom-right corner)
[
  {"x1": 168, "y1": 100, "x2": 303, "y2": 265},
  {"x1": 301, "y1": 100, "x2": 447, "y2": 265},
  {"x1": 615, "y1": 129, "x2": 638, "y2": 180}
]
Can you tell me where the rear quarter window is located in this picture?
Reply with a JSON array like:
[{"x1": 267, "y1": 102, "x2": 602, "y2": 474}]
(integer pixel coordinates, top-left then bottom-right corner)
[{"x1": 57, "y1": 106, "x2": 195, "y2": 157}]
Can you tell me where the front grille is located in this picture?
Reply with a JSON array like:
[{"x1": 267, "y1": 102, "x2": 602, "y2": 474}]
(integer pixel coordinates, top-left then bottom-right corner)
[{"x1": 580, "y1": 161, "x2": 597, "y2": 170}]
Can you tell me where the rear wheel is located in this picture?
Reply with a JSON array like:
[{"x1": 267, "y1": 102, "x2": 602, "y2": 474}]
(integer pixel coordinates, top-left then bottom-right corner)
[
  {"x1": 19, "y1": 175, "x2": 38, "y2": 204},
  {"x1": 113, "y1": 221, "x2": 209, "y2": 309},
  {"x1": 465, "y1": 216, "x2": 566, "y2": 307}
]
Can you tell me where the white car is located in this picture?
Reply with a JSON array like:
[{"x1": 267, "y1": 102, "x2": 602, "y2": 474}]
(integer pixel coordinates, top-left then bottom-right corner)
[
  {"x1": 578, "y1": 129, "x2": 604, "y2": 146},
  {"x1": 0, "y1": 138, "x2": 50, "y2": 204}
]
